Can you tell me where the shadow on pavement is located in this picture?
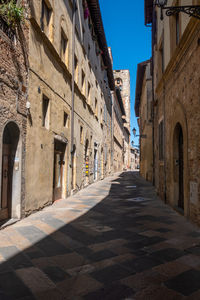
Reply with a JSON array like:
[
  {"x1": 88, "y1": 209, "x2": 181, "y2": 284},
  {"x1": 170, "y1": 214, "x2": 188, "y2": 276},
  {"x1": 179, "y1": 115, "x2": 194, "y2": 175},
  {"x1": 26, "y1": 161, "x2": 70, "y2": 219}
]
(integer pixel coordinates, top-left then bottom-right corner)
[{"x1": 0, "y1": 171, "x2": 200, "y2": 299}]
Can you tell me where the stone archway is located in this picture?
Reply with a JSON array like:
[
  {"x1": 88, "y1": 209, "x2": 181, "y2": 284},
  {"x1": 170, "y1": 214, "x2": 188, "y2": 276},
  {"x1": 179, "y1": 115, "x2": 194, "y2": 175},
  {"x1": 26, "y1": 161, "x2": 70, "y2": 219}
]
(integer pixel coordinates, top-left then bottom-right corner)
[
  {"x1": 1, "y1": 121, "x2": 22, "y2": 221},
  {"x1": 101, "y1": 147, "x2": 104, "y2": 179},
  {"x1": 168, "y1": 101, "x2": 189, "y2": 217},
  {"x1": 173, "y1": 123, "x2": 184, "y2": 211}
]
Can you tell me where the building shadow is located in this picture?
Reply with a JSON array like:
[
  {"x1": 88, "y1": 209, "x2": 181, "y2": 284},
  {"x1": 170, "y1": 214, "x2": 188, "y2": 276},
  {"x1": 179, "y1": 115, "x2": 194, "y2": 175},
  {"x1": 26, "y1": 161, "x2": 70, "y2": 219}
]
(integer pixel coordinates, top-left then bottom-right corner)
[{"x1": 0, "y1": 171, "x2": 157, "y2": 299}]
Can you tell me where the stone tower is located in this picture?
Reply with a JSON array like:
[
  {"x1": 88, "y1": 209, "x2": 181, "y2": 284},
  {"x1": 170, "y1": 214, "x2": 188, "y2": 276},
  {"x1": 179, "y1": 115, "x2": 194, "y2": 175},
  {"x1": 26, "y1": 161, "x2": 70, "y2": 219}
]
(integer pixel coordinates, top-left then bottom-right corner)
[
  {"x1": 113, "y1": 70, "x2": 130, "y2": 130},
  {"x1": 113, "y1": 70, "x2": 131, "y2": 168}
]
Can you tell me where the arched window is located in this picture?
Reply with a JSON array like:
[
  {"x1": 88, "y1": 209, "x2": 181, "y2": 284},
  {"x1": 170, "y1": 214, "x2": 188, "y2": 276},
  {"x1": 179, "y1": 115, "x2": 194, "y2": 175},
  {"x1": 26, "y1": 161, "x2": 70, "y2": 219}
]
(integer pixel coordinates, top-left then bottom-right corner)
[{"x1": 115, "y1": 78, "x2": 123, "y2": 89}]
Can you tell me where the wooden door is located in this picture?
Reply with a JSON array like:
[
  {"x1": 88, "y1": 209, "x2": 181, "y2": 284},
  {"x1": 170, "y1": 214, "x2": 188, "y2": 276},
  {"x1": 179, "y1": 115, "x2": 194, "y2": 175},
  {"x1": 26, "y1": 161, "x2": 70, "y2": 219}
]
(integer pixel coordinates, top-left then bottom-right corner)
[
  {"x1": 1, "y1": 144, "x2": 11, "y2": 220},
  {"x1": 178, "y1": 129, "x2": 184, "y2": 210},
  {"x1": 94, "y1": 149, "x2": 98, "y2": 180},
  {"x1": 53, "y1": 142, "x2": 65, "y2": 201}
]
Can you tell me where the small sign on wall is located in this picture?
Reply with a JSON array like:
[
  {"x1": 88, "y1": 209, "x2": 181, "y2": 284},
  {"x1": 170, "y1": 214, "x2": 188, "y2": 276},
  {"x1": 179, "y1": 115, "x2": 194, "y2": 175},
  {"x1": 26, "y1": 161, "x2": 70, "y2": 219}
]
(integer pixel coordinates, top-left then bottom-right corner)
[
  {"x1": 85, "y1": 156, "x2": 89, "y2": 177},
  {"x1": 190, "y1": 181, "x2": 198, "y2": 205}
]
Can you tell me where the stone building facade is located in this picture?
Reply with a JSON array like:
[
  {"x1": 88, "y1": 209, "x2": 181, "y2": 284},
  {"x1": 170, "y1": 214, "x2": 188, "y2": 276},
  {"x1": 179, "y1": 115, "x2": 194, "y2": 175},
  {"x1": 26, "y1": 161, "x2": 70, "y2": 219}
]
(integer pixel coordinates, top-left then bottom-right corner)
[
  {"x1": 144, "y1": 0, "x2": 200, "y2": 224},
  {"x1": 0, "y1": 0, "x2": 117, "y2": 220},
  {"x1": 130, "y1": 147, "x2": 140, "y2": 171},
  {"x1": 113, "y1": 88, "x2": 126, "y2": 172},
  {"x1": 135, "y1": 60, "x2": 153, "y2": 182},
  {"x1": 25, "y1": 0, "x2": 115, "y2": 214},
  {"x1": 0, "y1": 0, "x2": 29, "y2": 222},
  {"x1": 114, "y1": 70, "x2": 131, "y2": 169}
]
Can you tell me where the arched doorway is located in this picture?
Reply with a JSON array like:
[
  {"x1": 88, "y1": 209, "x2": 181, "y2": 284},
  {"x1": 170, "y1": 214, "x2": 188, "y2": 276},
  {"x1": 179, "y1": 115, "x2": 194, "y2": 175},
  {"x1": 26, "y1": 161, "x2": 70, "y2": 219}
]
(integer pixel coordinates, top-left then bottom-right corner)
[
  {"x1": 101, "y1": 147, "x2": 104, "y2": 179},
  {"x1": 72, "y1": 146, "x2": 76, "y2": 190},
  {"x1": 173, "y1": 123, "x2": 184, "y2": 211},
  {"x1": 94, "y1": 148, "x2": 98, "y2": 181},
  {"x1": 1, "y1": 122, "x2": 21, "y2": 221},
  {"x1": 53, "y1": 140, "x2": 66, "y2": 201}
]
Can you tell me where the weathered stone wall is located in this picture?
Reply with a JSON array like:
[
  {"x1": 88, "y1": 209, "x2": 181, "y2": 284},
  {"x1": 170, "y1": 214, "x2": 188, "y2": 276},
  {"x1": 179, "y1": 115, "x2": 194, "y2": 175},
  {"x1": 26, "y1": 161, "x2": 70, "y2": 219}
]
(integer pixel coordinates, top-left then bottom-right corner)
[
  {"x1": 138, "y1": 62, "x2": 153, "y2": 182},
  {"x1": 113, "y1": 93, "x2": 124, "y2": 172},
  {"x1": 154, "y1": 19, "x2": 200, "y2": 224},
  {"x1": 0, "y1": 1, "x2": 29, "y2": 219},
  {"x1": 25, "y1": 0, "x2": 113, "y2": 214}
]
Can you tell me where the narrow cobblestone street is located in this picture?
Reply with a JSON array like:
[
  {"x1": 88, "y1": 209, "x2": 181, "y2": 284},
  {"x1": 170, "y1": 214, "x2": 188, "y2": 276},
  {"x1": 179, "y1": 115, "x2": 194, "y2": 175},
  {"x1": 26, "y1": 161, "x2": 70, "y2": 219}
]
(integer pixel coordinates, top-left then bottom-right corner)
[{"x1": 1, "y1": 172, "x2": 200, "y2": 299}]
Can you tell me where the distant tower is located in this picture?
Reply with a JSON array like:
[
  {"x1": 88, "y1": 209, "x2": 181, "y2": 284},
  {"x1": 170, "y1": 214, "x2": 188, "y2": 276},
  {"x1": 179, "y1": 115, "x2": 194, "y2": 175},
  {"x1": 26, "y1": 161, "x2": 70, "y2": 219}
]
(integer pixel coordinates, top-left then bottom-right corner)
[
  {"x1": 113, "y1": 70, "x2": 131, "y2": 168},
  {"x1": 113, "y1": 70, "x2": 130, "y2": 132}
]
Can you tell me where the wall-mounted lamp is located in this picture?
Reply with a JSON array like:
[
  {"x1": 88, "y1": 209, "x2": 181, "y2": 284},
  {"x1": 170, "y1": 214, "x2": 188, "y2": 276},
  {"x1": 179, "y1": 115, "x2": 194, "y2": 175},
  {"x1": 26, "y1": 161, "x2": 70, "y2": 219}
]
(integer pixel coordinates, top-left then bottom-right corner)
[
  {"x1": 155, "y1": 0, "x2": 200, "y2": 20},
  {"x1": 132, "y1": 127, "x2": 147, "y2": 138}
]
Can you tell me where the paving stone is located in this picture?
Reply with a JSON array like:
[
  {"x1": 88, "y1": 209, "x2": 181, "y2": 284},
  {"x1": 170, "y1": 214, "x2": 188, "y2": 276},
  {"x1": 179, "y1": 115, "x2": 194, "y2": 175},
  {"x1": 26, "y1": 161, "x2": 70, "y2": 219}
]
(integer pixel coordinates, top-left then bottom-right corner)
[
  {"x1": 8, "y1": 252, "x2": 33, "y2": 270},
  {"x1": 165, "y1": 269, "x2": 200, "y2": 296},
  {"x1": 16, "y1": 226, "x2": 47, "y2": 243},
  {"x1": 83, "y1": 282, "x2": 135, "y2": 300},
  {"x1": 122, "y1": 255, "x2": 162, "y2": 273},
  {"x1": 121, "y1": 269, "x2": 168, "y2": 291},
  {"x1": 0, "y1": 271, "x2": 33, "y2": 299},
  {"x1": 35, "y1": 236, "x2": 70, "y2": 257},
  {"x1": 52, "y1": 252, "x2": 86, "y2": 270},
  {"x1": 0, "y1": 246, "x2": 20, "y2": 259},
  {"x1": 175, "y1": 254, "x2": 200, "y2": 268},
  {"x1": 134, "y1": 285, "x2": 184, "y2": 300},
  {"x1": 88, "y1": 249, "x2": 117, "y2": 262},
  {"x1": 125, "y1": 236, "x2": 166, "y2": 250},
  {"x1": 90, "y1": 264, "x2": 133, "y2": 284},
  {"x1": 24, "y1": 247, "x2": 45, "y2": 260},
  {"x1": 67, "y1": 264, "x2": 95, "y2": 276},
  {"x1": 37, "y1": 216, "x2": 65, "y2": 229},
  {"x1": 56, "y1": 274, "x2": 102, "y2": 296},
  {"x1": 16, "y1": 267, "x2": 55, "y2": 294},
  {"x1": 186, "y1": 245, "x2": 200, "y2": 255},
  {"x1": 42, "y1": 266, "x2": 70, "y2": 283},
  {"x1": 154, "y1": 228, "x2": 172, "y2": 233},
  {"x1": 151, "y1": 248, "x2": 185, "y2": 262},
  {"x1": 34, "y1": 288, "x2": 66, "y2": 300},
  {"x1": 153, "y1": 260, "x2": 190, "y2": 277}
]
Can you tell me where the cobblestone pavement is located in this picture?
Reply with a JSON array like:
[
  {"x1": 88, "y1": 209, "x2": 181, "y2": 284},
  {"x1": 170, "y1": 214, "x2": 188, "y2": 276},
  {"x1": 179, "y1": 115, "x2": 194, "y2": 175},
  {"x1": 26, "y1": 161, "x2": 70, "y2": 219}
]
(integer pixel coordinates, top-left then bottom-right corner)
[{"x1": 1, "y1": 172, "x2": 200, "y2": 299}]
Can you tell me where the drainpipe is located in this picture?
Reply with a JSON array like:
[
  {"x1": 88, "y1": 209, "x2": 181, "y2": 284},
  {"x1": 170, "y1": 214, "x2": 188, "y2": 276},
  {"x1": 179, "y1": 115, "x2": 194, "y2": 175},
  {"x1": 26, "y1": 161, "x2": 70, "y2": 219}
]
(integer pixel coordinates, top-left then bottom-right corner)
[
  {"x1": 163, "y1": 79, "x2": 167, "y2": 203},
  {"x1": 70, "y1": 0, "x2": 76, "y2": 191},
  {"x1": 151, "y1": 5, "x2": 155, "y2": 186},
  {"x1": 110, "y1": 90, "x2": 114, "y2": 172}
]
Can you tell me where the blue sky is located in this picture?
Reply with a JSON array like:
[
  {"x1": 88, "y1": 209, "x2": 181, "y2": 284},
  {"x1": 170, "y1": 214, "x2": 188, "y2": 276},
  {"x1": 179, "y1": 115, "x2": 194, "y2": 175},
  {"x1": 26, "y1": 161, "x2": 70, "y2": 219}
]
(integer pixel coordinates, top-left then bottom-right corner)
[{"x1": 99, "y1": 1, "x2": 152, "y2": 146}]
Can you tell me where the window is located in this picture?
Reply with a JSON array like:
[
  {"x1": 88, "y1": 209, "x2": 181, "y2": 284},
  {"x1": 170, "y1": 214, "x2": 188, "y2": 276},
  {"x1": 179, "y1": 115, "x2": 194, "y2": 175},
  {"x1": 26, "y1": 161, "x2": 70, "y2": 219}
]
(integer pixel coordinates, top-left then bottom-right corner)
[
  {"x1": 175, "y1": 13, "x2": 180, "y2": 45},
  {"x1": 63, "y1": 112, "x2": 68, "y2": 128},
  {"x1": 88, "y1": 82, "x2": 91, "y2": 104},
  {"x1": 41, "y1": 0, "x2": 52, "y2": 38},
  {"x1": 158, "y1": 39, "x2": 164, "y2": 81},
  {"x1": 159, "y1": 120, "x2": 164, "y2": 160},
  {"x1": 170, "y1": 7, "x2": 181, "y2": 56},
  {"x1": 101, "y1": 57, "x2": 104, "y2": 71},
  {"x1": 74, "y1": 55, "x2": 78, "y2": 82},
  {"x1": 42, "y1": 95, "x2": 50, "y2": 129},
  {"x1": 61, "y1": 29, "x2": 68, "y2": 63},
  {"x1": 88, "y1": 44, "x2": 91, "y2": 56},
  {"x1": 88, "y1": 62, "x2": 91, "y2": 72},
  {"x1": 80, "y1": 126, "x2": 83, "y2": 143},
  {"x1": 81, "y1": 70, "x2": 85, "y2": 94},
  {"x1": 95, "y1": 98, "x2": 98, "y2": 118},
  {"x1": 100, "y1": 108, "x2": 103, "y2": 124}
]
